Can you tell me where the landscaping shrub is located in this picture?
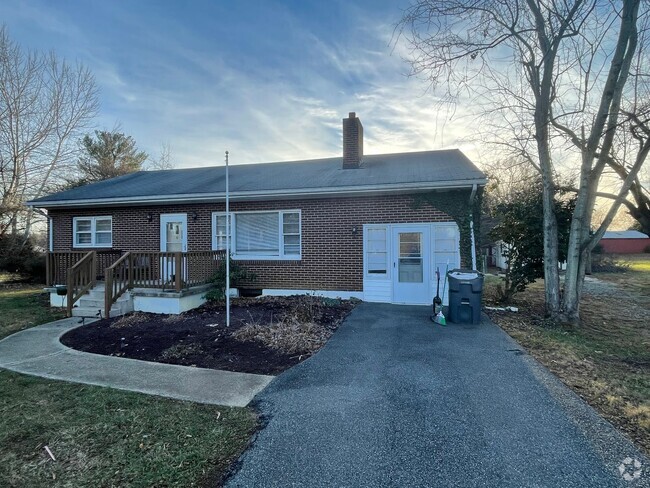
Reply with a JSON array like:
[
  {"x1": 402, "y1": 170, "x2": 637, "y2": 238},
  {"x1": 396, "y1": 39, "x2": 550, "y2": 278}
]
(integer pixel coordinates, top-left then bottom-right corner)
[
  {"x1": 205, "y1": 256, "x2": 256, "y2": 301},
  {"x1": 231, "y1": 295, "x2": 354, "y2": 355},
  {"x1": 233, "y1": 316, "x2": 331, "y2": 355},
  {"x1": 0, "y1": 236, "x2": 46, "y2": 282}
]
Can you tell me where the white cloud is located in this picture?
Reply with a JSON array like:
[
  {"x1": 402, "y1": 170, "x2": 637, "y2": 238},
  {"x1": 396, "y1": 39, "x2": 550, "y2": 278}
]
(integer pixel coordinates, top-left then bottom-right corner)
[{"x1": 2, "y1": 0, "x2": 482, "y2": 170}]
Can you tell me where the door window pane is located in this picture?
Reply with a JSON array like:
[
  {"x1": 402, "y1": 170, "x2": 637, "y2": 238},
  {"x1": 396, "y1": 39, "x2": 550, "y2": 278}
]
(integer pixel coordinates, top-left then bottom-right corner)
[
  {"x1": 399, "y1": 232, "x2": 423, "y2": 282},
  {"x1": 166, "y1": 222, "x2": 183, "y2": 252},
  {"x1": 399, "y1": 233, "x2": 421, "y2": 257}
]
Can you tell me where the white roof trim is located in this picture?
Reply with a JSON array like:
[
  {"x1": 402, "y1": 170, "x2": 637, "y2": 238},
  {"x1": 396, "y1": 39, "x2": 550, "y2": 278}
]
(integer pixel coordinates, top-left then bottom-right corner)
[{"x1": 27, "y1": 179, "x2": 487, "y2": 208}]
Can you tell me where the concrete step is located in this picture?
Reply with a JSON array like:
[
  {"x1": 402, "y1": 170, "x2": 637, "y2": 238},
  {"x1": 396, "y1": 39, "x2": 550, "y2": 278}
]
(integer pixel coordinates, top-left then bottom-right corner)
[
  {"x1": 72, "y1": 284, "x2": 133, "y2": 318},
  {"x1": 71, "y1": 306, "x2": 103, "y2": 318},
  {"x1": 71, "y1": 300, "x2": 133, "y2": 318},
  {"x1": 78, "y1": 292, "x2": 131, "y2": 308}
]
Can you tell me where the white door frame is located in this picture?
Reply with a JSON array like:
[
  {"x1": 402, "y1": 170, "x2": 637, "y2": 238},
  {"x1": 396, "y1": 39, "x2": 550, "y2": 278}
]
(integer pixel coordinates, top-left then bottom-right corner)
[
  {"x1": 391, "y1": 224, "x2": 431, "y2": 305},
  {"x1": 160, "y1": 213, "x2": 188, "y2": 284},
  {"x1": 160, "y1": 213, "x2": 188, "y2": 252}
]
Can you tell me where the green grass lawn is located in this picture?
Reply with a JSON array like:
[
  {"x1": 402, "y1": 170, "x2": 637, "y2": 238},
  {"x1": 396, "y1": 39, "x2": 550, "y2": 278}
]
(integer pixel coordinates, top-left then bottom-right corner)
[
  {"x1": 594, "y1": 253, "x2": 650, "y2": 297},
  {"x1": 484, "y1": 255, "x2": 650, "y2": 455},
  {"x1": 0, "y1": 286, "x2": 65, "y2": 340},
  {"x1": 0, "y1": 279, "x2": 258, "y2": 487},
  {"x1": 0, "y1": 372, "x2": 257, "y2": 487}
]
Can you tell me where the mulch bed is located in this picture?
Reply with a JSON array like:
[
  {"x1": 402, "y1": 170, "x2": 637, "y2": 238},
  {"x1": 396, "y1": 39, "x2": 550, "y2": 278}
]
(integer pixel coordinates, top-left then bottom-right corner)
[{"x1": 61, "y1": 296, "x2": 356, "y2": 375}]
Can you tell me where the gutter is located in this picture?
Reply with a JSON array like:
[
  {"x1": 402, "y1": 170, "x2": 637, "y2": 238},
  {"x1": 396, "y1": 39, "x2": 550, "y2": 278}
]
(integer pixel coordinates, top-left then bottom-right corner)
[{"x1": 27, "y1": 178, "x2": 487, "y2": 209}]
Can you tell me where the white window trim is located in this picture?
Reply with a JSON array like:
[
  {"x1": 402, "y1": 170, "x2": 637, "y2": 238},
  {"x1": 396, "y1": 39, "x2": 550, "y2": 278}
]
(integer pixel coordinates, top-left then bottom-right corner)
[
  {"x1": 211, "y1": 210, "x2": 301, "y2": 260},
  {"x1": 363, "y1": 224, "x2": 390, "y2": 279},
  {"x1": 211, "y1": 212, "x2": 231, "y2": 252},
  {"x1": 73, "y1": 216, "x2": 113, "y2": 248}
]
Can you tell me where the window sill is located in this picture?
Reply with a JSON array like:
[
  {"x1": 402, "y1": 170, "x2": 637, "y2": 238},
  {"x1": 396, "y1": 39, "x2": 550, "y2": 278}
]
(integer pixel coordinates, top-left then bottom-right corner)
[
  {"x1": 232, "y1": 254, "x2": 301, "y2": 261},
  {"x1": 73, "y1": 244, "x2": 113, "y2": 249}
]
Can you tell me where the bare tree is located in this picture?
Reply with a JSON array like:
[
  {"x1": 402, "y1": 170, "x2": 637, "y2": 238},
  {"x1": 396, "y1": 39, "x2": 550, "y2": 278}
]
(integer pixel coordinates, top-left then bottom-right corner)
[
  {"x1": 0, "y1": 26, "x2": 98, "y2": 248},
  {"x1": 596, "y1": 103, "x2": 650, "y2": 234},
  {"x1": 147, "y1": 142, "x2": 175, "y2": 170},
  {"x1": 399, "y1": 0, "x2": 648, "y2": 323}
]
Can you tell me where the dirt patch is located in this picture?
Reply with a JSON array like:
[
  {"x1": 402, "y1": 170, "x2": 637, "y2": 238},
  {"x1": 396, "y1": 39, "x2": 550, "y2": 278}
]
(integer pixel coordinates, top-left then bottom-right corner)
[
  {"x1": 61, "y1": 296, "x2": 357, "y2": 375},
  {"x1": 484, "y1": 274, "x2": 650, "y2": 456}
]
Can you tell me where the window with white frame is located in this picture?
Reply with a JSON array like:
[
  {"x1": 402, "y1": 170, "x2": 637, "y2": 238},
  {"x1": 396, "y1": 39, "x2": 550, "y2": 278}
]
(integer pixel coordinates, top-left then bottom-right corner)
[
  {"x1": 73, "y1": 216, "x2": 112, "y2": 248},
  {"x1": 212, "y1": 213, "x2": 231, "y2": 251},
  {"x1": 365, "y1": 226, "x2": 388, "y2": 276},
  {"x1": 212, "y1": 210, "x2": 301, "y2": 259},
  {"x1": 433, "y1": 225, "x2": 459, "y2": 272}
]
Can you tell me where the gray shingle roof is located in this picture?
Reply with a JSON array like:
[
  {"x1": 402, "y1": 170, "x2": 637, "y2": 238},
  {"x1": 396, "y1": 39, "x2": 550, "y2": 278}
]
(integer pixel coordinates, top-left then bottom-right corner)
[
  {"x1": 602, "y1": 230, "x2": 649, "y2": 239},
  {"x1": 29, "y1": 149, "x2": 486, "y2": 207}
]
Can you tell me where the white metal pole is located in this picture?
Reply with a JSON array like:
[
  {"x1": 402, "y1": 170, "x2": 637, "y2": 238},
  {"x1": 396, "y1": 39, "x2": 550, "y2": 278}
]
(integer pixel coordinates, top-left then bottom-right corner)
[{"x1": 225, "y1": 150, "x2": 230, "y2": 327}]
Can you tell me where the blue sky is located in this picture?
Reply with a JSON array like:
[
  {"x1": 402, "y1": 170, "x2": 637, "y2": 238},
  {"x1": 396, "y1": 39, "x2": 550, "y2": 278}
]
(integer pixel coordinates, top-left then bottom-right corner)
[{"x1": 1, "y1": 0, "x2": 478, "y2": 168}]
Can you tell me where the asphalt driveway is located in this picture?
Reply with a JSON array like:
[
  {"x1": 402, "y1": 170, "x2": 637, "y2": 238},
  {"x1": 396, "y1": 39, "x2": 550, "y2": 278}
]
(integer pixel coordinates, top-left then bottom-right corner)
[{"x1": 227, "y1": 303, "x2": 648, "y2": 487}]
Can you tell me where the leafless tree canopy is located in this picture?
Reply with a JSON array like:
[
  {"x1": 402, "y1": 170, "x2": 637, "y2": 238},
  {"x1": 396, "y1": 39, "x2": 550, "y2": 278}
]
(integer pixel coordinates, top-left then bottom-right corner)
[
  {"x1": 147, "y1": 142, "x2": 175, "y2": 171},
  {"x1": 399, "y1": 0, "x2": 649, "y2": 322},
  {"x1": 0, "y1": 26, "x2": 98, "y2": 247}
]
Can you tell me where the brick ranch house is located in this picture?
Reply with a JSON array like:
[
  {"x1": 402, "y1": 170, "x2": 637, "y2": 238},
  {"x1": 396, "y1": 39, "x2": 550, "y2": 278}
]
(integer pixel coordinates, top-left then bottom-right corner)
[{"x1": 28, "y1": 113, "x2": 487, "y2": 317}]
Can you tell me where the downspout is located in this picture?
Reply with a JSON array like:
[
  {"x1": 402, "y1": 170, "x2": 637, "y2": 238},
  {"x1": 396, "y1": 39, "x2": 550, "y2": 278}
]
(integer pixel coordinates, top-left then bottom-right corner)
[{"x1": 469, "y1": 184, "x2": 478, "y2": 270}]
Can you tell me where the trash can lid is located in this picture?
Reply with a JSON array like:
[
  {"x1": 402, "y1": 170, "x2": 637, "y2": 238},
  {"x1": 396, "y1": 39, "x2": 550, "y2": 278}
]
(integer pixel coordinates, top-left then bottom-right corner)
[{"x1": 448, "y1": 271, "x2": 481, "y2": 280}]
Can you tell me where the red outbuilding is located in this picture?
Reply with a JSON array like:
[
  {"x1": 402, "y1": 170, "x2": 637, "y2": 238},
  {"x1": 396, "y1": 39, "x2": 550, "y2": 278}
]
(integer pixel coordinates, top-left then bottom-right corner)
[{"x1": 599, "y1": 230, "x2": 650, "y2": 254}]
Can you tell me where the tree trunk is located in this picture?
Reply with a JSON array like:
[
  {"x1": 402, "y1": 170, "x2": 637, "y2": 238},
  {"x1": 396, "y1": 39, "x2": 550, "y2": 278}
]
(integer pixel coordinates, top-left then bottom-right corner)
[{"x1": 542, "y1": 179, "x2": 561, "y2": 316}]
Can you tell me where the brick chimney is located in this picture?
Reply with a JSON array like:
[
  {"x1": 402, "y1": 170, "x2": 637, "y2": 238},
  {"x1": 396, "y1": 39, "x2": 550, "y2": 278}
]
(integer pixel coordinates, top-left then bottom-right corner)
[{"x1": 342, "y1": 112, "x2": 363, "y2": 169}]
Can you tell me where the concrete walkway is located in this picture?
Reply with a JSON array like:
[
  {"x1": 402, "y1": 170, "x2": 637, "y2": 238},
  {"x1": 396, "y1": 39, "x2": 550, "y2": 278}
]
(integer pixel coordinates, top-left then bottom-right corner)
[
  {"x1": 0, "y1": 317, "x2": 273, "y2": 407},
  {"x1": 227, "y1": 303, "x2": 649, "y2": 487}
]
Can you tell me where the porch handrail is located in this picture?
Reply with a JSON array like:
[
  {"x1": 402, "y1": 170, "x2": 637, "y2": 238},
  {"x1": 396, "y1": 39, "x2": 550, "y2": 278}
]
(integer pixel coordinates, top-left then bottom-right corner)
[
  {"x1": 105, "y1": 252, "x2": 132, "y2": 319},
  {"x1": 52, "y1": 251, "x2": 228, "y2": 314},
  {"x1": 66, "y1": 251, "x2": 96, "y2": 317},
  {"x1": 46, "y1": 251, "x2": 88, "y2": 286},
  {"x1": 129, "y1": 250, "x2": 226, "y2": 290}
]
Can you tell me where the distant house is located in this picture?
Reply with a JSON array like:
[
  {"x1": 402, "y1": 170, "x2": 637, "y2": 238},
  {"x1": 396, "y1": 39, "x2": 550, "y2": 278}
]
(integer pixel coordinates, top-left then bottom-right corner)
[
  {"x1": 599, "y1": 230, "x2": 650, "y2": 254},
  {"x1": 28, "y1": 112, "x2": 486, "y2": 317}
]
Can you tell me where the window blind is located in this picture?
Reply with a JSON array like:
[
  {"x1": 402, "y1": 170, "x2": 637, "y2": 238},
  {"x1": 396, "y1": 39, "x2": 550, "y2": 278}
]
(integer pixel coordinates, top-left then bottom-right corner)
[{"x1": 235, "y1": 212, "x2": 279, "y2": 255}]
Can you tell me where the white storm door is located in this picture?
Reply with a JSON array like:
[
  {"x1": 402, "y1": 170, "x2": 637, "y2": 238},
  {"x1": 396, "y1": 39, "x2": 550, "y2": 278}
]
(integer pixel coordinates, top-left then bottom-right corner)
[
  {"x1": 392, "y1": 225, "x2": 431, "y2": 305},
  {"x1": 160, "y1": 214, "x2": 188, "y2": 282}
]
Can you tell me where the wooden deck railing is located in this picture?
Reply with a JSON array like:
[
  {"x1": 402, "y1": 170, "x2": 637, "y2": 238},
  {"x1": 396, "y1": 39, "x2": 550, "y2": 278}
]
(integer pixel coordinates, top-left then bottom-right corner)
[
  {"x1": 46, "y1": 250, "x2": 123, "y2": 286},
  {"x1": 48, "y1": 250, "x2": 227, "y2": 317},
  {"x1": 46, "y1": 251, "x2": 88, "y2": 286},
  {"x1": 102, "y1": 250, "x2": 227, "y2": 318},
  {"x1": 128, "y1": 250, "x2": 226, "y2": 290},
  {"x1": 105, "y1": 252, "x2": 132, "y2": 319},
  {"x1": 66, "y1": 251, "x2": 96, "y2": 316}
]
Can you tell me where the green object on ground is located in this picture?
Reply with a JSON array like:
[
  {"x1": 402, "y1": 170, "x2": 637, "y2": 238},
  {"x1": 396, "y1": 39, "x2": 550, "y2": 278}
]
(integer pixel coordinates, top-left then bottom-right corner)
[{"x1": 434, "y1": 310, "x2": 447, "y2": 326}]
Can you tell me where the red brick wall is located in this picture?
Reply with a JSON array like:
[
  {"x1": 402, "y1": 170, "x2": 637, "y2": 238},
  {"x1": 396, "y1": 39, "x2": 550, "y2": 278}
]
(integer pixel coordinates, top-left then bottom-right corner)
[
  {"x1": 49, "y1": 194, "x2": 454, "y2": 291},
  {"x1": 599, "y1": 238, "x2": 650, "y2": 254}
]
